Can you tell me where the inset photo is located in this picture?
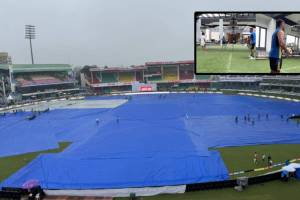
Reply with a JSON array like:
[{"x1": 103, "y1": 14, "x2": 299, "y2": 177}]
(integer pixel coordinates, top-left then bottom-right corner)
[{"x1": 195, "y1": 12, "x2": 300, "y2": 74}]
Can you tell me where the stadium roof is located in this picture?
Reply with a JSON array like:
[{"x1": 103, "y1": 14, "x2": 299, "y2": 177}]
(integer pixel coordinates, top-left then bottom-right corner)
[
  {"x1": 88, "y1": 61, "x2": 194, "y2": 72},
  {"x1": 198, "y1": 13, "x2": 256, "y2": 27},
  {"x1": 0, "y1": 64, "x2": 72, "y2": 73},
  {"x1": 0, "y1": 64, "x2": 9, "y2": 71},
  {"x1": 265, "y1": 13, "x2": 300, "y2": 26},
  {"x1": 145, "y1": 60, "x2": 194, "y2": 66},
  {"x1": 199, "y1": 13, "x2": 255, "y2": 19},
  {"x1": 89, "y1": 65, "x2": 146, "y2": 72}
]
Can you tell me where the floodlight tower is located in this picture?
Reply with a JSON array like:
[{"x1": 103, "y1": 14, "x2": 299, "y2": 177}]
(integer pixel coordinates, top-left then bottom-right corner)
[{"x1": 25, "y1": 25, "x2": 36, "y2": 64}]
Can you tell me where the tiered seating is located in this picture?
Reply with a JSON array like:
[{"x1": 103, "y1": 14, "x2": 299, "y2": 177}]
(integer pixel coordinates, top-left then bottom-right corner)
[
  {"x1": 145, "y1": 66, "x2": 161, "y2": 76},
  {"x1": 179, "y1": 66, "x2": 194, "y2": 80},
  {"x1": 119, "y1": 72, "x2": 135, "y2": 82},
  {"x1": 135, "y1": 71, "x2": 143, "y2": 82},
  {"x1": 260, "y1": 75, "x2": 300, "y2": 94},
  {"x1": 262, "y1": 76, "x2": 300, "y2": 85},
  {"x1": 0, "y1": 74, "x2": 10, "y2": 102},
  {"x1": 217, "y1": 75, "x2": 262, "y2": 82},
  {"x1": 32, "y1": 75, "x2": 61, "y2": 84},
  {"x1": 15, "y1": 77, "x2": 34, "y2": 86},
  {"x1": 101, "y1": 72, "x2": 118, "y2": 83},
  {"x1": 16, "y1": 74, "x2": 72, "y2": 87},
  {"x1": 145, "y1": 66, "x2": 162, "y2": 82},
  {"x1": 147, "y1": 76, "x2": 162, "y2": 81},
  {"x1": 163, "y1": 66, "x2": 178, "y2": 81},
  {"x1": 91, "y1": 73, "x2": 100, "y2": 84}
]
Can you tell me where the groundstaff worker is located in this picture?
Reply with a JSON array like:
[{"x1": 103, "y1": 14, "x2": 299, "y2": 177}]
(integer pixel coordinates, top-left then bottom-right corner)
[{"x1": 269, "y1": 19, "x2": 292, "y2": 73}]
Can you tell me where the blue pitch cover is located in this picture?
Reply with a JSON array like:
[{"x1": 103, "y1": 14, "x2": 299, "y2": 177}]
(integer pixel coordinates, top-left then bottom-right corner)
[{"x1": 1, "y1": 94, "x2": 300, "y2": 189}]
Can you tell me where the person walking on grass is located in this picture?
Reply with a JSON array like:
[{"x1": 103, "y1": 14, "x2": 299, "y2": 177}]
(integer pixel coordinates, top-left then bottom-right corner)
[
  {"x1": 268, "y1": 154, "x2": 273, "y2": 167},
  {"x1": 200, "y1": 32, "x2": 206, "y2": 50},
  {"x1": 262, "y1": 153, "x2": 266, "y2": 162},
  {"x1": 269, "y1": 159, "x2": 273, "y2": 167},
  {"x1": 222, "y1": 35, "x2": 227, "y2": 48},
  {"x1": 249, "y1": 27, "x2": 256, "y2": 59},
  {"x1": 254, "y1": 152, "x2": 258, "y2": 164}
]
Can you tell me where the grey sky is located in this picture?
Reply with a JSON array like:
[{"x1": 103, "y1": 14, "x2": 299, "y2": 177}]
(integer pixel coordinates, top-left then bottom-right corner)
[{"x1": 0, "y1": 0, "x2": 299, "y2": 66}]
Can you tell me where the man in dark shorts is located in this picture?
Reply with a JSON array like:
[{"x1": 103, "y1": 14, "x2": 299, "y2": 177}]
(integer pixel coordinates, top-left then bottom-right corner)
[
  {"x1": 249, "y1": 27, "x2": 256, "y2": 59},
  {"x1": 269, "y1": 19, "x2": 292, "y2": 73}
]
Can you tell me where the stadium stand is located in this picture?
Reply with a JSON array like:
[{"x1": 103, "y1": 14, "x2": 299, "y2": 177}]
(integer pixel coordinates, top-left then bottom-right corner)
[
  {"x1": 119, "y1": 72, "x2": 135, "y2": 82},
  {"x1": 0, "y1": 64, "x2": 79, "y2": 105},
  {"x1": 81, "y1": 61, "x2": 214, "y2": 94},
  {"x1": 81, "y1": 66, "x2": 147, "y2": 94},
  {"x1": 15, "y1": 73, "x2": 72, "y2": 87},
  {"x1": 208, "y1": 75, "x2": 300, "y2": 100},
  {"x1": 259, "y1": 75, "x2": 300, "y2": 95},
  {"x1": 80, "y1": 61, "x2": 300, "y2": 98},
  {"x1": 145, "y1": 66, "x2": 162, "y2": 82},
  {"x1": 101, "y1": 72, "x2": 118, "y2": 83},
  {"x1": 162, "y1": 65, "x2": 178, "y2": 81},
  {"x1": 135, "y1": 71, "x2": 143, "y2": 82},
  {"x1": 179, "y1": 64, "x2": 194, "y2": 80},
  {"x1": 214, "y1": 75, "x2": 262, "y2": 90},
  {"x1": 90, "y1": 72, "x2": 101, "y2": 84},
  {"x1": 0, "y1": 65, "x2": 10, "y2": 106}
]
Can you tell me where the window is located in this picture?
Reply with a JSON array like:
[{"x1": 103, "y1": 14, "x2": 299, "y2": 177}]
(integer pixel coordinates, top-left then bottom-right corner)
[
  {"x1": 256, "y1": 26, "x2": 266, "y2": 49},
  {"x1": 295, "y1": 37, "x2": 299, "y2": 51},
  {"x1": 287, "y1": 35, "x2": 299, "y2": 51},
  {"x1": 256, "y1": 27, "x2": 260, "y2": 47},
  {"x1": 286, "y1": 35, "x2": 296, "y2": 45},
  {"x1": 259, "y1": 28, "x2": 266, "y2": 48}
]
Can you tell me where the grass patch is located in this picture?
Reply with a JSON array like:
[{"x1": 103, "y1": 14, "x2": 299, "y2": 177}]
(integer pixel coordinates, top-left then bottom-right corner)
[
  {"x1": 116, "y1": 179, "x2": 300, "y2": 200},
  {"x1": 196, "y1": 45, "x2": 300, "y2": 73},
  {"x1": 0, "y1": 142, "x2": 70, "y2": 182},
  {"x1": 217, "y1": 144, "x2": 300, "y2": 178}
]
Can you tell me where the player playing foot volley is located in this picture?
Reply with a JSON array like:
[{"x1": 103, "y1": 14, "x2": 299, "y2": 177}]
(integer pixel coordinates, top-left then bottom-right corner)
[
  {"x1": 249, "y1": 27, "x2": 256, "y2": 59},
  {"x1": 269, "y1": 19, "x2": 292, "y2": 74}
]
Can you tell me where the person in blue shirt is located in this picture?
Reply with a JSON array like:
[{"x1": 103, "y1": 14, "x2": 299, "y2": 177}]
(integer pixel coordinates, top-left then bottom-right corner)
[
  {"x1": 249, "y1": 27, "x2": 256, "y2": 59},
  {"x1": 269, "y1": 19, "x2": 292, "y2": 73}
]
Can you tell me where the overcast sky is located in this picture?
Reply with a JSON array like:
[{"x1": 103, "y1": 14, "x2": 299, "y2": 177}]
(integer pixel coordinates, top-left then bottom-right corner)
[{"x1": 0, "y1": 0, "x2": 299, "y2": 66}]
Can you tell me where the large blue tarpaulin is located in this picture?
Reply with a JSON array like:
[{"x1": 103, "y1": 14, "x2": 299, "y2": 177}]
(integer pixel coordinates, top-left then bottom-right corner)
[
  {"x1": 1, "y1": 151, "x2": 227, "y2": 189},
  {"x1": 1, "y1": 94, "x2": 300, "y2": 189},
  {"x1": 0, "y1": 112, "x2": 59, "y2": 157},
  {"x1": 0, "y1": 108, "x2": 111, "y2": 157}
]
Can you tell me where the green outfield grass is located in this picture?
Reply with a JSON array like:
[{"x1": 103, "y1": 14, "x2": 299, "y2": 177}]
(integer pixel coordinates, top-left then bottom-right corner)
[
  {"x1": 117, "y1": 179, "x2": 300, "y2": 200},
  {"x1": 117, "y1": 144, "x2": 300, "y2": 200},
  {"x1": 218, "y1": 144, "x2": 300, "y2": 178},
  {"x1": 0, "y1": 142, "x2": 70, "y2": 182},
  {"x1": 196, "y1": 45, "x2": 300, "y2": 73}
]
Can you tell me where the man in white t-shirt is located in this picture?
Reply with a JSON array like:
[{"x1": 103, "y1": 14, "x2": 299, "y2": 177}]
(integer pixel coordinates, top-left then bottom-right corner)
[{"x1": 200, "y1": 32, "x2": 206, "y2": 50}]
